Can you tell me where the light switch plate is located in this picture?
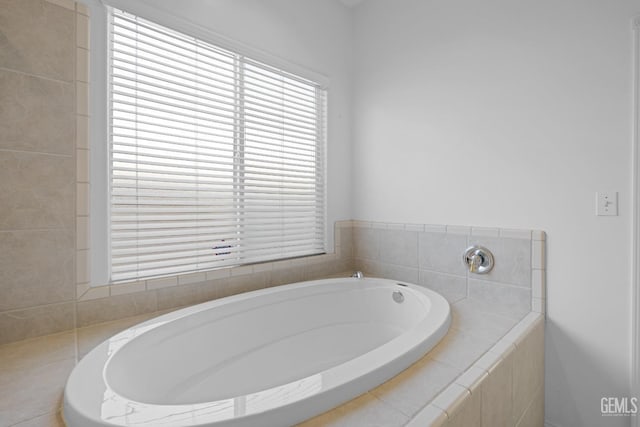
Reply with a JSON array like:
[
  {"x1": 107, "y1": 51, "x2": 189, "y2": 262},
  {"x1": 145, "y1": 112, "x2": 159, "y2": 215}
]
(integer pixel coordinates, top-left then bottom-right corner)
[{"x1": 596, "y1": 192, "x2": 618, "y2": 216}]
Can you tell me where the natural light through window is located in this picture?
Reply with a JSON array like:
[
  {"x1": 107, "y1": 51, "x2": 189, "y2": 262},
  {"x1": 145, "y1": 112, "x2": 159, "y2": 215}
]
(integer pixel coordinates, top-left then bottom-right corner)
[{"x1": 109, "y1": 8, "x2": 327, "y2": 282}]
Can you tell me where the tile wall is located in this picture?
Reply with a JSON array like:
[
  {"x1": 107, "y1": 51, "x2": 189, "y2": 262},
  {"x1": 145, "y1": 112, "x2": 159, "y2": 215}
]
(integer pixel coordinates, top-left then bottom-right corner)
[
  {"x1": 0, "y1": 0, "x2": 78, "y2": 344},
  {"x1": 349, "y1": 221, "x2": 546, "y2": 317}
]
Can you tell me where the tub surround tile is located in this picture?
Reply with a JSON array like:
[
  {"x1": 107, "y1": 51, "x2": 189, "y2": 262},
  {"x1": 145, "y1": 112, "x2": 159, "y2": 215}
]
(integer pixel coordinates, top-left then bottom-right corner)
[
  {"x1": 0, "y1": 0, "x2": 75, "y2": 81},
  {"x1": 454, "y1": 366, "x2": 488, "y2": 394},
  {"x1": 467, "y1": 279, "x2": 531, "y2": 319},
  {"x1": 499, "y1": 229, "x2": 532, "y2": 239},
  {"x1": 271, "y1": 265, "x2": 305, "y2": 286},
  {"x1": 45, "y1": 0, "x2": 75, "y2": 10},
  {"x1": 418, "y1": 232, "x2": 468, "y2": 276},
  {"x1": 76, "y1": 249, "x2": 90, "y2": 285},
  {"x1": 445, "y1": 225, "x2": 471, "y2": 235},
  {"x1": 531, "y1": 240, "x2": 545, "y2": 269},
  {"x1": 353, "y1": 226, "x2": 380, "y2": 260},
  {"x1": 451, "y1": 299, "x2": 519, "y2": 342},
  {"x1": 379, "y1": 229, "x2": 418, "y2": 267},
  {"x1": 76, "y1": 114, "x2": 88, "y2": 149},
  {"x1": 447, "y1": 384, "x2": 482, "y2": 427},
  {"x1": 419, "y1": 270, "x2": 467, "y2": 303},
  {"x1": 76, "y1": 290, "x2": 158, "y2": 327},
  {"x1": 370, "y1": 357, "x2": 460, "y2": 418},
  {"x1": 0, "y1": 229, "x2": 74, "y2": 311},
  {"x1": 156, "y1": 281, "x2": 217, "y2": 311},
  {"x1": 223, "y1": 272, "x2": 270, "y2": 296},
  {"x1": 515, "y1": 384, "x2": 544, "y2": 427},
  {"x1": 404, "y1": 405, "x2": 447, "y2": 427},
  {"x1": 109, "y1": 280, "x2": 144, "y2": 296},
  {"x1": 424, "y1": 224, "x2": 447, "y2": 233},
  {"x1": 11, "y1": 410, "x2": 66, "y2": 427},
  {"x1": 178, "y1": 272, "x2": 207, "y2": 285},
  {"x1": 0, "y1": 331, "x2": 75, "y2": 372},
  {"x1": 471, "y1": 227, "x2": 500, "y2": 237},
  {"x1": 0, "y1": 151, "x2": 75, "y2": 230},
  {"x1": 0, "y1": 356, "x2": 74, "y2": 426},
  {"x1": 481, "y1": 349, "x2": 514, "y2": 427},
  {"x1": 467, "y1": 236, "x2": 531, "y2": 288},
  {"x1": 445, "y1": 384, "x2": 481, "y2": 427},
  {"x1": 77, "y1": 285, "x2": 108, "y2": 301},
  {"x1": 297, "y1": 393, "x2": 409, "y2": 427},
  {"x1": 146, "y1": 276, "x2": 178, "y2": 291},
  {"x1": 428, "y1": 329, "x2": 493, "y2": 370},
  {"x1": 431, "y1": 383, "x2": 470, "y2": 416},
  {"x1": 512, "y1": 318, "x2": 545, "y2": 422}
]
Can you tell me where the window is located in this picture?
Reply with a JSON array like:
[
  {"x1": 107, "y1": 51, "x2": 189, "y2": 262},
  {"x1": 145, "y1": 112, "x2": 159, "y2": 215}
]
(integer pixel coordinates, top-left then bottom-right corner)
[{"x1": 108, "y1": 8, "x2": 327, "y2": 282}]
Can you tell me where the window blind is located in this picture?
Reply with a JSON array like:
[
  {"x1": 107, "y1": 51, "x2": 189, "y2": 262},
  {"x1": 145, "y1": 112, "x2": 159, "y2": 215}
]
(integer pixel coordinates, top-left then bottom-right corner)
[{"x1": 108, "y1": 8, "x2": 327, "y2": 282}]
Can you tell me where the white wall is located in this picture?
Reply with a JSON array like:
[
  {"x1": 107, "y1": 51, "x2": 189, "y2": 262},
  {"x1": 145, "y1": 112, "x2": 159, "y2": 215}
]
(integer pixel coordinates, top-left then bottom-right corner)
[
  {"x1": 352, "y1": 1, "x2": 639, "y2": 426},
  {"x1": 85, "y1": 0, "x2": 353, "y2": 283}
]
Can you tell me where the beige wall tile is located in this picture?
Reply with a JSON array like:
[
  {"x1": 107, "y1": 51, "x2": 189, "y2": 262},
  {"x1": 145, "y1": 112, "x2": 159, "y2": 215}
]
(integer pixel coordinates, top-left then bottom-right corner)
[
  {"x1": 0, "y1": 229, "x2": 74, "y2": 311},
  {"x1": 0, "y1": 151, "x2": 74, "y2": 230},
  {"x1": 418, "y1": 232, "x2": 468, "y2": 276},
  {"x1": 428, "y1": 329, "x2": 493, "y2": 370},
  {"x1": 446, "y1": 385, "x2": 481, "y2": 427},
  {"x1": 76, "y1": 114, "x2": 88, "y2": 149},
  {"x1": 110, "y1": 281, "x2": 145, "y2": 296},
  {"x1": 0, "y1": 331, "x2": 74, "y2": 372},
  {"x1": 467, "y1": 236, "x2": 531, "y2": 288},
  {"x1": 0, "y1": 356, "x2": 74, "y2": 426},
  {"x1": 76, "y1": 249, "x2": 90, "y2": 284},
  {"x1": 11, "y1": 410, "x2": 65, "y2": 426},
  {"x1": 76, "y1": 183, "x2": 89, "y2": 215},
  {"x1": 467, "y1": 279, "x2": 531, "y2": 319},
  {"x1": 75, "y1": 47, "x2": 89, "y2": 83},
  {"x1": 379, "y1": 229, "x2": 418, "y2": 267},
  {"x1": 515, "y1": 384, "x2": 544, "y2": 427},
  {"x1": 0, "y1": 302, "x2": 75, "y2": 345},
  {"x1": 45, "y1": 0, "x2": 74, "y2": 10},
  {"x1": 222, "y1": 272, "x2": 270, "y2": 296},
  {"x1": 512, "y1": 319, "x2": 545, "y2": 422},
  {"x1": 76, "y1": 81, "x2": 88, "y2": 116},
  {"x1": 370, "y1": 357, "x2": 459, "y2": 418},
  {"x1": 297, "y1": 393, "x2": 409, "y2": 427},
  {"x1": 481, "y1": 350, "x2": 514, "y2": 427},
  {"x1": 76, "y1": 148, "x2": 89, "y2": 182},
  {"x1": 271, "y1": 265, "x2": 304, "y2": 287},
  {"x1": 0, "y1": 70, "x2": 75, "y2": 155},
  {"x1": 76, "y1": 2, "x2": 89, "y2": 16},
  {"x1": 76, "y1": 290, "x2": 158, "y2": 327},
  {"x1": 156, "y1": 282, "x2": 211, "y2": 311},
  {"x1": 0, "y1": 0, "x2": 75, "y2": 81},
  {"x1": 419, "y1": 270, "x2": 467, "y2": 303},
  {"x1": 76, "y1": 215, "x2": 89, "y2": 250},
  {"x1": 353, "y1": 227, "x2": 380, "y2": 260},
  {"x1": 76, "y1": 13, "x2": 89, "y2": 50}
]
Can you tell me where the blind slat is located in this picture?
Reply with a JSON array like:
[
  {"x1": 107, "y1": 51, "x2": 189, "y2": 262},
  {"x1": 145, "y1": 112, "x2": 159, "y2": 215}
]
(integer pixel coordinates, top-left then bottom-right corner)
[{"x1": 109, "y1": 8, "x2": 326, "y2": 282}]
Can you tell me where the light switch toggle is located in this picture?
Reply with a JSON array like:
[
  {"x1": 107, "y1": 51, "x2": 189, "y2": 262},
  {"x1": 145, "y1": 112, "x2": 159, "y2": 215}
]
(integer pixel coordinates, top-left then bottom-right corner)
[{"x1": 596, "y1": 192, "x2": 618, "y2": 216}]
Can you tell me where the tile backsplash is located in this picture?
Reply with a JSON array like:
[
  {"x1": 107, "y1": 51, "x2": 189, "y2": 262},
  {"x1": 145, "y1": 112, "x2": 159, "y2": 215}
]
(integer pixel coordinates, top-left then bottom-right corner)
[{"x1": 347, "y1": 221, "x2": 546, "y2": 319}]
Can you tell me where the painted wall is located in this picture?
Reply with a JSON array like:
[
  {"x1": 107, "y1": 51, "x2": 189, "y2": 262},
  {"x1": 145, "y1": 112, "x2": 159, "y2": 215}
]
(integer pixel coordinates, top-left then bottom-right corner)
[
  {"x1": 351, "y1": 0, "x2": 639, "y2": 426},
  {"x1": 85, "y1": 0, "x2": 353, "y2": 284}
]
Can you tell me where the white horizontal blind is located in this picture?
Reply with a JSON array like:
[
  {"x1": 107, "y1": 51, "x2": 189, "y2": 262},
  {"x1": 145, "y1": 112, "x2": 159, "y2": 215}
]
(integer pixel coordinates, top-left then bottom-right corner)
[{"x1": 108, "y1": 8, "x2": 326, "y2": 282}]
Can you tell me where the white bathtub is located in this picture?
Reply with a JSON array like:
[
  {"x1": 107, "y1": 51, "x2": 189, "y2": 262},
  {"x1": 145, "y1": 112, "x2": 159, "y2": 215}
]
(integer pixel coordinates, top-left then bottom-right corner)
[{"x1": 64, "y1": 277, "x2": 451, "y2": 427}]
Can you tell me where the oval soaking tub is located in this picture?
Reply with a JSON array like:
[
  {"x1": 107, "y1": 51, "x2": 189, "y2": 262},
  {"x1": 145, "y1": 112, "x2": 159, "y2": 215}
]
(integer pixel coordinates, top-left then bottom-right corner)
[{"x1": 64, "y1": 277, "x2": 451, "y2": 427}]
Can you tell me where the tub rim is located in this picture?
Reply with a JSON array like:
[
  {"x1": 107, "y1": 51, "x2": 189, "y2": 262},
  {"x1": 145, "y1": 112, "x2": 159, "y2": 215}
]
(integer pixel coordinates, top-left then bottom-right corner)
[{"x1": 64, "y1": 277, "x2": 451, "y2": 427}]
